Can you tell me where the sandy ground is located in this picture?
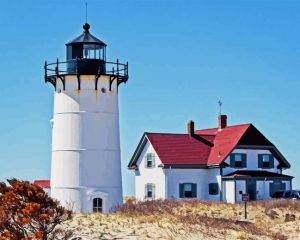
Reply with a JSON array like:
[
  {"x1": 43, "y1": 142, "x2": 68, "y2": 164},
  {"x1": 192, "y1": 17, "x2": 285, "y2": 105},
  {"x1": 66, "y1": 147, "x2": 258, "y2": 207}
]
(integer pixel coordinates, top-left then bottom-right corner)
[{"x1": 63, "y1": 200, "x2": 300, "y2": 240}]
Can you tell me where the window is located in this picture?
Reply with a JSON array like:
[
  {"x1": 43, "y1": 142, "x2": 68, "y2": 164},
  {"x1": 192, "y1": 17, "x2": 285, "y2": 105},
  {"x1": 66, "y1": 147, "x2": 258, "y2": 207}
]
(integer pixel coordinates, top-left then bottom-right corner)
[
  {"x1": 262, "y1": 155, "x2": 270, "y2": 168},
  {"x1": 234, "y1": 154, "x2": 242, "y2": 168},
  {"x1": 179, "y1": 183, "x2": 197, "y2": 198},
  {"x1": 270, "y1": 182, "x2": 286, "y2": 197},
  {"x1": 258, "y1": 154, "x2": 274, "y2": 169},
  {"x1": 145, "y1": 183, "x2": 155, "y2": 199},
  {"x1": 82, "y1": 44, "x2": 104, "y2": 60},
  {"x1": 230, "y1": 153, "x2": 246, "y2": 168},
  {"x1": 145, "y1": 153, "x2": 155, "y2": 168},
  {"x1": 93, "y1": 198, "x2": 102, "y2": 213},
  {"x1": 283, "y1": 190, "x2": 291, "y2": 198},
  {"x1": 209, "y1": 183, "x2": 219, "y2": 195}
]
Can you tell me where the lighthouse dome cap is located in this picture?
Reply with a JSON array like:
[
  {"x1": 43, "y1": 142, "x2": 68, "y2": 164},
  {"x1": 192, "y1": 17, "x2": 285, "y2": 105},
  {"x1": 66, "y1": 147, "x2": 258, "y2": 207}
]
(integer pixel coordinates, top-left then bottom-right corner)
[{"x1": 66, "y1": 23, "x2": 107, "y2": 47}]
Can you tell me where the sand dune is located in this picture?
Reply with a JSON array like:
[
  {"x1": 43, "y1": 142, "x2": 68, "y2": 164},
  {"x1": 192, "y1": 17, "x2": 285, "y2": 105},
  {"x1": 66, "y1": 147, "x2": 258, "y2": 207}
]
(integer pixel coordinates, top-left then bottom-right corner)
[{"x1": 63, "y1": 199, "x2": 300, "y2": 240}]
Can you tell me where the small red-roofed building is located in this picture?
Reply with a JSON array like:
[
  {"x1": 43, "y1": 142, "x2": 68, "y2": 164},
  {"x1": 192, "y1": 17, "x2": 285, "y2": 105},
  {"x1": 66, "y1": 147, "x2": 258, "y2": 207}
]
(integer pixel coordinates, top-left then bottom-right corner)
[
  {"x1": 128, "y1": 115, "x2": 293, "y2": 203},
  {"x1": 34, "y1": 180, "x2": 51, "y2": 195}
]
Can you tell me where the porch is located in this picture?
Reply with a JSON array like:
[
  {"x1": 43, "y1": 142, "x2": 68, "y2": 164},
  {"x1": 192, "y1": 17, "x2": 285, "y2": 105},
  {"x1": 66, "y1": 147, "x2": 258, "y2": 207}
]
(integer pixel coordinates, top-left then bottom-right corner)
[{"x1": 222, "y1": 170, "x2": 293, "y2": 203}]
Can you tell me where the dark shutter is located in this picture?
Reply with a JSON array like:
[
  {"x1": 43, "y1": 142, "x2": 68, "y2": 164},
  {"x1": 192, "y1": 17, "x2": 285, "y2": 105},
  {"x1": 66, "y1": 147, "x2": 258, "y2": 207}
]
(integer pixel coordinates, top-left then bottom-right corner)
[
  {"x1": 269, "y1": 155, "x2": 274, "y2": 168},
  {"x1": 242, "y1": 154, "x2": 247, "y2": 168},
  {"x1": 152, "y1": 184, "x2": 156, "y2": 199},
  {"x1": 145, "y1": 184, "x2": 148, "y2": 199},
  {"x1": 269, "y1": 182, "x2": 274, "y2": 197},
  {"x1": 209, "y1": 183, "x2": 219, "y2": 195},
  {"x1": 230, "y1": 154, "x2": 235, "y2": 167},
  {"x1": 179, "y1": 184, "x2": 184, "y2": 198},
  {"x1": 145, "y1": 154, "x2": 148, "y2": 168},
  {"x1": 209, "y1": 183, "x2": 213, "y2": 195},
  {"x1": 258, "y1": 154, "x2": 263, "y2": 168},
  {"x1": 192, "y1": 183, "x2": 197, "y2": 198},
  {"x1": 281, "y1": 182, "x2": 286, "y2": 191}
]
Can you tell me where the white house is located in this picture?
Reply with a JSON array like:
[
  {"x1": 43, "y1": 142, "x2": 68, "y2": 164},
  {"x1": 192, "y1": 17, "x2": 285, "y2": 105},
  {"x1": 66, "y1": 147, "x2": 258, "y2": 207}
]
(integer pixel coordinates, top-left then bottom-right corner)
[{"x1": 128, "y1": 115, "x2": 293, "y2": 203}]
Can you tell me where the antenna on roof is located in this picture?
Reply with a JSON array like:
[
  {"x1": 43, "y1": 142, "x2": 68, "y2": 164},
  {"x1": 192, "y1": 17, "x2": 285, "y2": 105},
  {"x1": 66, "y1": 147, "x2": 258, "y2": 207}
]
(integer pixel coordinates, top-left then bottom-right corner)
[
  {"x1": 218, "y1": 98, "x2": 222, "y2": 115},
  {"x1": 85, "y1": 2, "x2": 88, "y2": 23}
]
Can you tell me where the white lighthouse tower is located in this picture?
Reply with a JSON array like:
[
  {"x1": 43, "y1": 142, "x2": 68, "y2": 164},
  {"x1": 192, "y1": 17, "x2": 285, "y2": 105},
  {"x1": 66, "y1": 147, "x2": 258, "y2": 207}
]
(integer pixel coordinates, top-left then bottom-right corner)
[{"x1": 44, "y1": 23, "x2": 128, "y2": 213}]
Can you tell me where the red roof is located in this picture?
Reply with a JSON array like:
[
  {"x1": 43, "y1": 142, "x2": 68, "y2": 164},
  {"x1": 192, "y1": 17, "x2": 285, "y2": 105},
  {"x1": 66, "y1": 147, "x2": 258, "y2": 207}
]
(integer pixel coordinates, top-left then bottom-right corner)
[
  {"x1": 147, "y1": 133, "x2": 212, "y2": 165},
  {"x1": 145, "y1": 124, "x2": 250, "y2": 165},
  {"x1": 34, "y1": 180, "x2": 50, "y2": 188},
  {"x1": 196, "y1": 124, "x2": 250, "y2": 164},
  {"x1": 128, "y1": 122, "x2": 290, "y2": 168}
]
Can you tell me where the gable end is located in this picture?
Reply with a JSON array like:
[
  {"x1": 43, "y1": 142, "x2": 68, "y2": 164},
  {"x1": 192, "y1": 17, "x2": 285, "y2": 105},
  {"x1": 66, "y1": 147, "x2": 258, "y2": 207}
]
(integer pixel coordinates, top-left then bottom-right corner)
[{"x1": 128, "y1": 133, "x2": 148, "y2": 168}]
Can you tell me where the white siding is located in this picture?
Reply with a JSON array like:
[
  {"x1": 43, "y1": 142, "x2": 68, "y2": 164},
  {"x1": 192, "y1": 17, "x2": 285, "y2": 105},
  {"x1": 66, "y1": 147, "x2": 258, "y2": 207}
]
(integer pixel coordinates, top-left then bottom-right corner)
[
  {"x1": 134, "y1": 141, "x2": 166, "y2": 200},
  {"x1": 224, "y1": 181, "x2": 235, "y2": 204},
  {"x1": 235, "y1": 180, "x2": 246, "y2": 202},
  {"x1": 223, "y1": 149, "x2": 281, "y2": 175},
  {"x1": 226, "y1": 179, "x2": 293, "y2": 203},
  {"x1": 51, "y1": 75, "x2": 122, "y2": 213},
  {"x1": 165, "y1": 168, "x2": 221, "y2": 201},
  {"x1": 134, "y1": 145, "x2": 291, "y2": 203}
]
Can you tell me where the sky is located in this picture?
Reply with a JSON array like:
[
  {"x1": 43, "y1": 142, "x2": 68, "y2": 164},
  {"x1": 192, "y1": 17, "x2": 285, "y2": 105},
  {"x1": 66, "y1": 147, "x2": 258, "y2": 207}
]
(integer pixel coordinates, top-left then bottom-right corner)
[{"x1": 0, "y1": 0, "x2": 299, "y2": 196}]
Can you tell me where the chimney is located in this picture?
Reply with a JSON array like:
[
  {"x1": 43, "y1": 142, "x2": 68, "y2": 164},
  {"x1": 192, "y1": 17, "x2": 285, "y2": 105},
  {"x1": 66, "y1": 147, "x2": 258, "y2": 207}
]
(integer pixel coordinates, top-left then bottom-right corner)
[
  {"x1": 187, "y1": 120, "x2": 195, "y2": 136},
  {"x1": 218, "y1": 115, "x2": 227, "y2": 130}
]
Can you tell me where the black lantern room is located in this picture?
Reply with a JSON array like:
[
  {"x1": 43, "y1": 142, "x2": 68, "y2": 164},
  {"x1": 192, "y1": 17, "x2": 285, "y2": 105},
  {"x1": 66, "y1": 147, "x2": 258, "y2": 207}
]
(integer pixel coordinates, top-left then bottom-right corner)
[
  {"x1": 44, "y1": 23, "x2": 128, "y2": 91},
  {"x1": 66, "y1": 23, "x2": 106, "y2": 75}
]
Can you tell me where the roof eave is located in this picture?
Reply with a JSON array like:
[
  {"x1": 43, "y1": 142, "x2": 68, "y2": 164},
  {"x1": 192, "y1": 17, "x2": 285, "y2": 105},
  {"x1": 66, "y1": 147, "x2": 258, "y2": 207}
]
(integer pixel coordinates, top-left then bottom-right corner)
[
  {"x1": 162, "y1": 164, "x2": 221, "y2": 169},
  {"x1": 127, "y1": 133, "x2": 148, "y2": 168}
]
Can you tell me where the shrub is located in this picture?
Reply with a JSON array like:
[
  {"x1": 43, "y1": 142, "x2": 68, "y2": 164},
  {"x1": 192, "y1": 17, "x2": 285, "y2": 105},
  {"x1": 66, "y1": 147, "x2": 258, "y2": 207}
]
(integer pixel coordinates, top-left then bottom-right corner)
[{"x1": 0, "y1": 179, "x2": 73, "y2": 240}]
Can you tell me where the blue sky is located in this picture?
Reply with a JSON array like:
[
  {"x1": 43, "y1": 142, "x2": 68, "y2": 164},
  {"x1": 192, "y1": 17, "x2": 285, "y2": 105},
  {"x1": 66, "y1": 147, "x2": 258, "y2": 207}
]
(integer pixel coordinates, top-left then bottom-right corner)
[{"x1": 0, "y1": 0, "x2": 299, "y2": 196}]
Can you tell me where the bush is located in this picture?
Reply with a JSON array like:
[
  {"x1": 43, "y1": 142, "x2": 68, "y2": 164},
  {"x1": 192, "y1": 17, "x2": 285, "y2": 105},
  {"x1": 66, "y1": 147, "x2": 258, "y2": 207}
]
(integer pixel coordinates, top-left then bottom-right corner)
[{"x1": 0, "y1": 179, "x2": 73, "y2": 240}]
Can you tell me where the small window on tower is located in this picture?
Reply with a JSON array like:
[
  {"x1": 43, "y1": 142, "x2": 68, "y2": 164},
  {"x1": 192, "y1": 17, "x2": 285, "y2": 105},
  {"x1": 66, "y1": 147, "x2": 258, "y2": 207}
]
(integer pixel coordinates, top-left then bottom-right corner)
[
  {"x1": 146, "y1": 153, "x2": 155, "y2": 168},
  {"x1": 93, "y1": 198, "x2": 102, "y2": 213}
]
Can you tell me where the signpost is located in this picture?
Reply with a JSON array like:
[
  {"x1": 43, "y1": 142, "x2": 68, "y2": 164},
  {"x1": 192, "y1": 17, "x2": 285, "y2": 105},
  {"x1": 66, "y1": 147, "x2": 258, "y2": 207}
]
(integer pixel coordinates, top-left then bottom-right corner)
[{"x1": 242, "y1": 194, "x2": 250, "y2": 219}]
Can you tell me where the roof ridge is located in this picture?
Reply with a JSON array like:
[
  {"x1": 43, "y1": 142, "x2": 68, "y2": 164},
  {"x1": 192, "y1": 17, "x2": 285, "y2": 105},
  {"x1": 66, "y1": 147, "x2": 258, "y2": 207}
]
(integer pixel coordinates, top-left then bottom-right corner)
[
  {"x1": 146, "y1": 132, "x2": 188, "y2": 135},
  {"x1": 196, "y1": 123, "x2": 252, "y2": 132}
]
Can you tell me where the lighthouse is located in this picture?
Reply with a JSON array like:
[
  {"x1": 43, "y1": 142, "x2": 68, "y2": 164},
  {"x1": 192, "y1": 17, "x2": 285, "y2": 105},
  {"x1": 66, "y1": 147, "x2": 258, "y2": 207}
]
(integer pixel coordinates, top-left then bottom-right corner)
[{"x1": 44, "y1": 23, "x2": 128, "y2": 213}]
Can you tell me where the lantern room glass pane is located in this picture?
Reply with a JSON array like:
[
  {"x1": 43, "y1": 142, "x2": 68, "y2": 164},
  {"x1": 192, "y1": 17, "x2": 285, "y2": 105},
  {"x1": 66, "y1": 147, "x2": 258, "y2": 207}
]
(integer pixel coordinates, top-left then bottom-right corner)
[{"x1": 83, "y1": 44, "x2": 104, "y2": 60}]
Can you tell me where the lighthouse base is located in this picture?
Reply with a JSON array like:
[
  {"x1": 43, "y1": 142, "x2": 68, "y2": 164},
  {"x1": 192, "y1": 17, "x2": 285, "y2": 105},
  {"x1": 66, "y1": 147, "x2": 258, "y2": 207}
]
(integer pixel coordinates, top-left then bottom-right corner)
[{"x1": 50, "y1": 187, "x2": 123, "y2": 213}]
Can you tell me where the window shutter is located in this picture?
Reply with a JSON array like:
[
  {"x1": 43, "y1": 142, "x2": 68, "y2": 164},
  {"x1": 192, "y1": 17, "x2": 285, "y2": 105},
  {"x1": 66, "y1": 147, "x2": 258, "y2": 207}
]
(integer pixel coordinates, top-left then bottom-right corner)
[
  {"x1": 269, "y1": 155, "x2": 274, "y2": 168},
  {"x1": 269, "y1": 182, "x2": 274, "y2": 197},
  {"x1": 242, "y1": 154, "x2": 247, "y2": 168},
  {"x1": 258, "y1": 154, "x2": 263, "y2": 168},
  {"x1": 192, "y1": 183, "x2": 197, "y2": 198},
  {"x1": 145, "y1": 184, "x2": 148, "y2": 199},
  {"x1": 281, "y1": 182, "x2": 286, "y2": 191},
  {"x1": 179, "y1": 184, "x2": 184, "y2": 198},
  {"x1": 209, "y1": 183, "x2": 219, "y2": 195},
  {"x1": 152, "y1": 184, "x2": 156, "y2": 199},
  {"x1": 215, "y1": 183, "x2": 219, "y2": 194},
  {"x1": 209, "y1": 183, "x2": 212, "y2": 195},
  {"x1": 152, "y1": 153, "x2": 155, "y2": 167},
  {"x1": 230, "y1": 154, "x2": 235, "y2": 167},
  {"x1": 145, "y1": 154, "x2": 148, "y2": 168}
]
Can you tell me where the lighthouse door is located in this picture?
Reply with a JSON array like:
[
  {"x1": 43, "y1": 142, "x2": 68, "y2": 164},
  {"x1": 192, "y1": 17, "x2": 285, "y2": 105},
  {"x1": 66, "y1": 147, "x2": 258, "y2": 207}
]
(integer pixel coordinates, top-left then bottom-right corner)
[{"x1": 93, "y1": 198, "x2": 103, "y2": 212}]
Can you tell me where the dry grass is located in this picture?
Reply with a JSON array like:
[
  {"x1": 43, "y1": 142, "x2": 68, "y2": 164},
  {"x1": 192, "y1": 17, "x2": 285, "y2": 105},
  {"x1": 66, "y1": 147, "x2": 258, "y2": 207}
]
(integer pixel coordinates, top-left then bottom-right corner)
[
  {"x1": 116, "y1": 199, "x2": 298, "y2": 239},
  {"x1": 64, "y1": 199, "x2": 300, "y2": 239}
]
